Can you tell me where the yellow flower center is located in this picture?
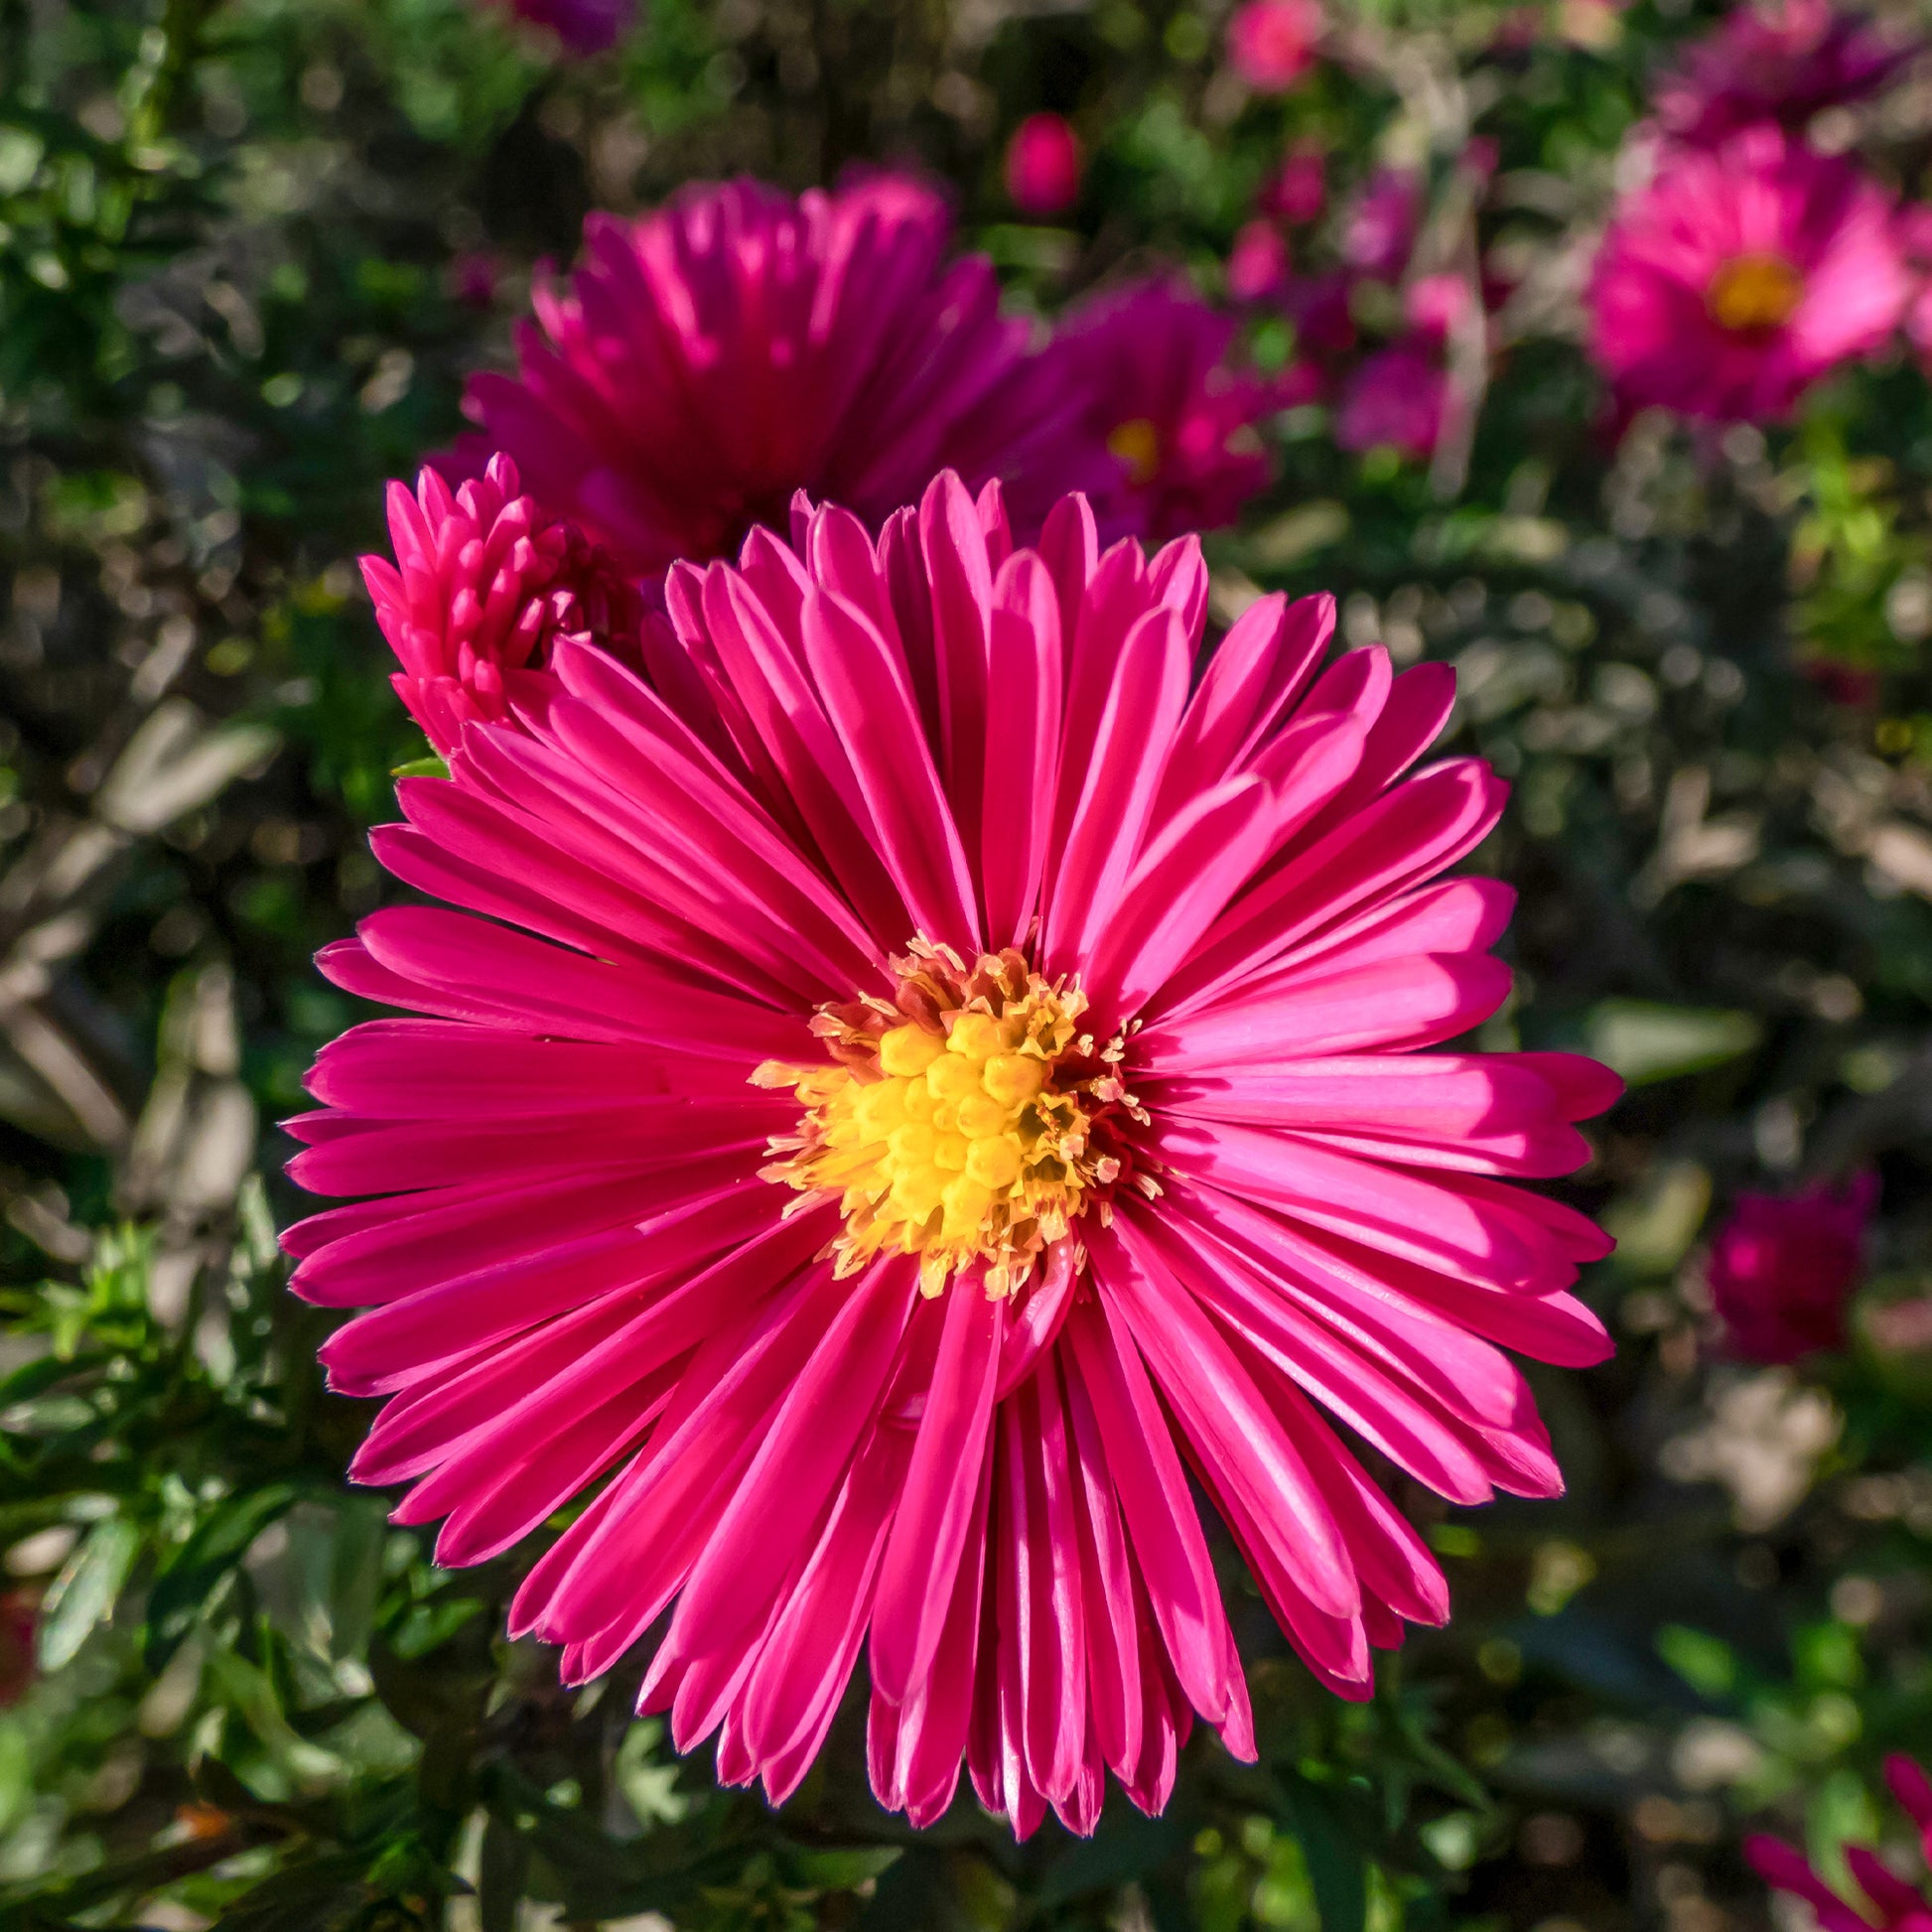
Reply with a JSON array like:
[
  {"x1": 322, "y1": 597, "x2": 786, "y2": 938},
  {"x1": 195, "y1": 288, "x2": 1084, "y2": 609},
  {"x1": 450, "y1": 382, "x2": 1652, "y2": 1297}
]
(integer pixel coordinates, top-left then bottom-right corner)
[
  {"x1": 1107, "y1": 417, "x2": 1163, "y2": 486},
  {"x1": 1707, "y1": 252, "x2": 1804, "y2": 334},
  {"x1": 755, "y1": 944, "x2": 1140, "y2": 1299}
]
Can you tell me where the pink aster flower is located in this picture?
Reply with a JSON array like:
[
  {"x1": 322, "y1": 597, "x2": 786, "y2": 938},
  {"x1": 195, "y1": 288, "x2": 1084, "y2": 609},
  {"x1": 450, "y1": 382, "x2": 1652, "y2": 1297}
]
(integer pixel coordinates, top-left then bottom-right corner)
[
  {"x1": 458, "y1": 176, "x2": 1100, "y2": 578},
  {"x1": 495, "y1": 0, "x2": 633, "y2": 54},
  {"x1": 1229, "y1": 219, "x2": 1291, "y2": 303},
  {"x1": 1655, "y1": 0, "x2": 1916, "y2": 148},
  {"x1": 361, "y1": 455, "x2": 642, "y2": 757},
  {"x1": 1335, "y1": 341, "x2": 1449, "y2": 461},
  {"x1": 1006, "y1": 113, "x2": 1082, "y2": 217},
  {"x1": 1259, "y1": 145, "x2": 1327, "y2": 226},
  {"x1": 1587, "y1": 126, "x2": 1908, "y2": 423},
  {"x1": 1707, "y1": 1173, "x2": 1876, "y2": 1364},
  {"x1": 1340, "y1": 167, "x2": 1422, "y2": 281},
  {"x1": 1052, "y1": 277, "x2": 1281, "y2": 540},
  {"x1": 1227, "y1": 0, "x2": 1324, "y2": 91},
  {"x1": 288, "y1": 472, "x2": 1616, "y2": 1836},
  {"x1": 1749, "y1": 1755, "x2": 1932, "y2": 1932}
]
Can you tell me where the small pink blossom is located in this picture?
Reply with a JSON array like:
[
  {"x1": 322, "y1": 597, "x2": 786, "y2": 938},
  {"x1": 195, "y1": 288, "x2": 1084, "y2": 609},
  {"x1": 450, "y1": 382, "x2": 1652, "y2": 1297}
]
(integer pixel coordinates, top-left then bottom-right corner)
[
  {"x1": 1340, "y1": 168, "x2": 1422, "y2": 281},
  {"x1": 1587, "y1": 126, "x2": 1907, "y2": 423},
  {"x1": 1656, "y1": 0, "x2": 1916, "y2": 148},
  {"x1": 1227, "y1": 0, "x2": 1324, "y2": 91},
  {"x1": 1335, "y1": 341, "x2": 1448, "y2": 460},
  {"x1": 1284, "y1": 270, "x2": 1356, "y2": 357},
  {"x1": 1228, "y1": 220, "x2": 1290, "y2": 302},
  {"x1": 1707, "y1": 1173, "x2": 1876, "y2": 1364},
  {"x1": 1406, "y1": 272, "x2": 1473, "y2": 342},
  {"x1": 1749, "y1": 1754, "x2": 1932, "y2": 1932},
  {"x1": 498, "y1": 0, "x2": 633, "y2": 54},
  {"x1": 1259, "y1": 145, "x2": 1326, "y2": 226},
  {"x1": 447, "y1": 251, "x2": 500, "y2": 310},
  {"x1": 1005, "y1": 114, "x2": 1082, "y2": 217},
  {"x1": 361, "y1": 455, "x2": 641, "y2": 755},
  {"x1": 1052, "y1": 277, "x2": 1280, "y2": 539}
]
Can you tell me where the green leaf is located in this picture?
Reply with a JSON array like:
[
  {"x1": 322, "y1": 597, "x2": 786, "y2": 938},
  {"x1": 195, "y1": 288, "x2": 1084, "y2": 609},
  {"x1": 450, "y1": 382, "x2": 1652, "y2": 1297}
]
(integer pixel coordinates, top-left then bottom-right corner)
[
  {"x1": 145, "y1": 1482, "x2": 301, "y2": 1667},
  {"x1": 37, "y1": 1516, "x2": 141, "y2": 1671},
  {"x1": 391, "y1": 756, "x2": 450, "y2": 779},
  {"x1": 1277, "y1": 1775, "x2": 1368, "y2": 1932},
  {"x1": 1582, "y1": 1000, "x2": 1760, "y2": 1087}
]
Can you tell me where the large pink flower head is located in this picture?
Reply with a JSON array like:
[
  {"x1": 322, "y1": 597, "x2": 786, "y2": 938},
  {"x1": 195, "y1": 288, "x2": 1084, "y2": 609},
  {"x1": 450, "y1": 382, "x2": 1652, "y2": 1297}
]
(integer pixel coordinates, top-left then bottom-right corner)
[
  {"x1": 1749, "y1": 1755, "x2": 1932, "y2": 1932},
  {"x1": 1053, "y1": 277, "x2": 1281, "y2": 541},
  {"x1": 1227, "y1": 0, "x2": 1324, "y2": 91},
  {"x1": 1587, "y1": 127, "x2": 1908, "y2": 423},
  {"x1": 1707, "y1": 1172, "x2": 1875, "y2": 1364},
  {"x1": 458, "y1": 177, "x2": 1101, "y2": 579},
  {"x1": 288, "y1": 472, "x2": 1617, "y2": 1836},
  {"x1": 362, "y1": 455, "x2": 642, "y2": 757},
  {"x1": 1655, "y1": 0, "x2": 1916, "y2": 148}
]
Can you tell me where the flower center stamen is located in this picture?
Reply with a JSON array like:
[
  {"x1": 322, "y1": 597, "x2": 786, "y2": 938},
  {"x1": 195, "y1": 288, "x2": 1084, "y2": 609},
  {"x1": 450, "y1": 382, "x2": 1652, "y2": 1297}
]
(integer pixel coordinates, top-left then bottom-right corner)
[
  {"x1": 1707, "y1": 252, "x2": 1804, "y2": 333},
  {"x1": 755, "y1": 943, "x2": 1144, "y2": 1299}
]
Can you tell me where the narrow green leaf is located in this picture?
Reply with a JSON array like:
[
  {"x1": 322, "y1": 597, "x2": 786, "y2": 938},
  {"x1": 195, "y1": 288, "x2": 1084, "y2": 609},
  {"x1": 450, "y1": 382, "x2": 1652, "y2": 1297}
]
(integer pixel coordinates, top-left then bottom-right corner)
[{"x1": 37, "y1": 1516, "x2": 141, "y2": 1671}]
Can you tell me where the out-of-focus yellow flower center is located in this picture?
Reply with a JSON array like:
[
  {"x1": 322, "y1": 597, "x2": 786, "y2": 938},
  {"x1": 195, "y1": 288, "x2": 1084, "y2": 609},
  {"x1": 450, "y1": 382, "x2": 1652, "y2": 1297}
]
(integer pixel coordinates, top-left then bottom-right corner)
[
  {"x1": 1107, "y1": 417, "x2": 1163, "y2": 486},
  {"x1": 1707, "y1": 252, "x2": 1804, "y2": 333},
  {"x1": 756, "y1": 951, "x2": 1132, "y2": 1299}
]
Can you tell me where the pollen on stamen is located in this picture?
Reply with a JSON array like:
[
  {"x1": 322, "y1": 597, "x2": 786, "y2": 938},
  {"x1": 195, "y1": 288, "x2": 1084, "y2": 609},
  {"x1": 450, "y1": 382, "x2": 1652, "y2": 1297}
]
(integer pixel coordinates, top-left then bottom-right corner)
[{"x1": 752, "y1": 941, "x2": 1145, "y2": 1300}]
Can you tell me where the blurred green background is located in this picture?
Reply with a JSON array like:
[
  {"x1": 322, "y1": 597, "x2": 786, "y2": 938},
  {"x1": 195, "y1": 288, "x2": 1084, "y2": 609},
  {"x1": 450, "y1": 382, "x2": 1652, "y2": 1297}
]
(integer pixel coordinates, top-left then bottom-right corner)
[{"x1": 6, "y1": 0, "x2": 1932, "y2": 1926}]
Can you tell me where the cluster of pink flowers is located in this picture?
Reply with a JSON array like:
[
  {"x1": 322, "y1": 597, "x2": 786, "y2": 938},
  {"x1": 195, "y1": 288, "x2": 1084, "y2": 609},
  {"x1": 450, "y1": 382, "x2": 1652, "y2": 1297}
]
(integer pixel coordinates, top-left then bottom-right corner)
[
  {"x1": 1589, "y1": 0, "x2": 1923, "y2": 425},
  {"x1": 452, "y1": 176, "x2": 1283, "y2": 568},
  {"x1": 304, "y1": 34, "x2": 1648, "y2": 1837}
]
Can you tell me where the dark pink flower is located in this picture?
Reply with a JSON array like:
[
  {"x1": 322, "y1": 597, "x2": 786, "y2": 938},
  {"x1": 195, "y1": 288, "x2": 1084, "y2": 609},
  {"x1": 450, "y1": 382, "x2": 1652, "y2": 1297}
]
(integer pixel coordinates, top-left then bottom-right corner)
[
  {"x1": 1587, "y1": 127, "x2": 1907, "y2": 423},
  {"x1": 1284, "y1": 270, "x2": 1357, "y2": 357},
  {"x1": 498, "y1": 0, "x2": 633, "y2": 54},
  {"x1": 1341, "y1": 168, "x2": 1422, "y2": 281},
  {"x1": 290, "y1": 471, "x2": 1616, "y2": 1837},
  {"x1": 361, "y1": 456, "x2": 642, "y2": 756},
  {"x1": 1335, "y1": 341, "x2": 1449, "y2": 460},
  {"x1": 1229, "y1": 219, "x2": 1291, "y2": 302},
  {"x1": 1406, "y1": 272, "x2": 1474, "y2": 343},
  {"x1": 1260, "y1": 145, "x2": 1327, "y2": 226},
  {"x1": 1227, "y1": 0, "x2": 1324, "y2": 91},
  {"x1": 1749, "y1": 1755, "x2": 1932, "y2": 1932},
  {"x1": 0, "y1": 1591, "x2": 35, "y2": 1708},
  {"x1": 1052, "y1": 277, "x2": 1280, "y2": 539},
  {"x1": 447, "y1": 251, "x2": 500, "y2": 310},
  {"x1": 1707, "y1": 1173, "x2": 1876, "y2": 1364},
  {"x1": 1005, "y1": 114, "x2": 1082, "y2": 217},
  {"x1": 459, "y1": 176, "x2": 1100, "y2": 578},
  {"x1": 1656, "y1": 0, "x2": 1916, "y2": 148}
]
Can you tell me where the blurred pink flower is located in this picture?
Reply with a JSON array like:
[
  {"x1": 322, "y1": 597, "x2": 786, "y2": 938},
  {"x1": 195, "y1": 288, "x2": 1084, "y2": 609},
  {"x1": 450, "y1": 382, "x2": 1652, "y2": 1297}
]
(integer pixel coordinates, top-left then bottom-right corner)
[
  {"x1": 292, "y1": 468, "x2": 1616, "y2": 1835},
  {"x1": 1053, "y1": 276, "x2": 1279, "y2": 538},
  {"x1": 498, "y1": 0, "x2": 633, "y2": 54},
  {"x1": 458, "y1": 176, "x2": 1101, "y2": 577},
  {"x1": 1749, "y1": 1754, "x2": 1932, "y2": 1930},
  {"x1": 1260, "y1": 145, "x2": 1327, "y2": 225},
  {"x1": 1655, "y1": 0, "x2": 1916, "y2": 147},
  {"x1": 1896, "y1": 204, "x2": 1932, "y2": 366},
  {"x1": 362, "y1": 455, "x2": 641, "y2": 755},
  {"x1": 1005, "y1": 113, "x2": 1082, "y2": 217},
  {"x1": 1340, "y1": 168, "x2": 1422, "y2": 280},
  {"x1": 1707, "y1": 1173, "x2": 1876, "y2": 1364},
  {"x1": 1335, "y1": 341, "x2": 1448, "y2": 460},
  {"x1": 1284, "y1": 270, "x2": 1356, "y2": 357},
  {"x1": 1228, "y1": 219, "x2": 1290, "y2": 302},
  {"x1": 0, "y1": 1591, "x2": 34, "y2": 1709},
  {"x1": 1227, "y1": 0, "x2": 1324, "y2": 91},
  {"x1": 1406, "y1": 272, "x2": 1474, "y2": 342},
  {"x1": 1587, "y1": 127, "x2": 1907, "y2": 423},
  {"x1": 447, "y1": 251, "x2": 500, "y2": 310}
]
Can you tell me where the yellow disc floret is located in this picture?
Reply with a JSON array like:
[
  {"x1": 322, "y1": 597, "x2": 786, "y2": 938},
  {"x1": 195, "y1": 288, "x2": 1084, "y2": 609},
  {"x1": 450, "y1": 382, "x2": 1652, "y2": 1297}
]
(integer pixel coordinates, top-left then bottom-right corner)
[{"x1": 755, "y1": 943, "x2": 1140, "y2": 1299}]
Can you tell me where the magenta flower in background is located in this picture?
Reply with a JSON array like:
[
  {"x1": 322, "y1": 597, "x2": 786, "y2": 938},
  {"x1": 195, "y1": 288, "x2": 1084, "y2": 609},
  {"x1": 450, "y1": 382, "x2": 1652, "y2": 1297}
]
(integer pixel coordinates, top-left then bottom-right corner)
[
  {"x1": 1335, "y1": 341, "x2": 1449, "y2": 460},
  {"x1": 447, "y1": 251, "x2": 500, "y2": 310},
  {"x1": 1227, "y1": 0, "x2": 1324, "y2": 91},
  {"x1": 1707, "y1": 1172, "x2": 1876, "y2": 1364},
  {"x1": 457, "y1": 176, "x2": 1101, "y2": 578},
  {"x1": 1260, "y1": 144, "x2": 1327, "y2": 226},
  {"x1": 1587, "y1": 127, "x2": 1907, "y2": 423},
  {"x1": 1655, "y1": 0, "x2": 1916, "y2": 147},
  {"x1": 1749, "y1": 1754, "x2": 1932, "y2": 1931},
  {"x1": 498, "y1": 0, "x2": 633, "y2": 55},
  {"x1": 1005, "y1": 113, "x2": 1082, "y2": 216},
  {"x1": 290, "y1": 470, "x2": 1616, "y2": 1836},
  {"x1": 362, "y1": 456, "x2": 640, "y2": 756},
  {"x1": 1340, "y1": 167, "x2": 1422, "y2": 280},
  {"x1": 1228, "y1": 219, "x2": 1290, "y2": 302},
  {"x1": 1053, "y1": 276, "x2": 1281, "y2": 539},
  {"x1": 1284, "y1": 269, "x2": 1357, "y2": 357}
]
